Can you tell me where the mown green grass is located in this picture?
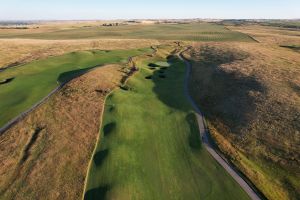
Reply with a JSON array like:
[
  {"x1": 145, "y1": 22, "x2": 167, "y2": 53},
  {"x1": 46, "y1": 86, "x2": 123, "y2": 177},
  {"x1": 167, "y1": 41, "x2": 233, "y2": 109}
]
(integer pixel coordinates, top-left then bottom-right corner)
[
  {"x1": 0, "y1": 23, "x2": 254, "y2": 42},
  {"x1": 84, "y1": 46, "x2": 250, "y2": 199},
  {"x1": 0, "y1": 48, "x2": 150, "y2": 127}
]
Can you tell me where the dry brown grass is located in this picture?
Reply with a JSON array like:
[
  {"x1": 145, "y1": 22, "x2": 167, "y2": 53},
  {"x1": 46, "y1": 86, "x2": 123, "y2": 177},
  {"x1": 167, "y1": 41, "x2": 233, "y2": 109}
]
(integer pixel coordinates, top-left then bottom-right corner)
[
  {"x1": 0, "y1": 38, "x2": 160, "y2": 68},
  {"x1": 229, "y1": 24, "x2": 300, "y2": 46},
  {"x1": 0, "y1": 64, "x2": 127, "y2": 200},
  {"x1": 184, "y1": 26, "x2": 300, "y2": 200}
]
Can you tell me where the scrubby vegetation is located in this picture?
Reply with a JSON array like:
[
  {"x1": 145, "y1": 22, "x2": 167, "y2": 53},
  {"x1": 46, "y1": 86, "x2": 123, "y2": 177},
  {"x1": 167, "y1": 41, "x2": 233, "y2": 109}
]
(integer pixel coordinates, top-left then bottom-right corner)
[
  {"x1": 184, "y1": 40, "x2": 300, "y2": 200},
  {"x1": 0, "y1": 65, "x2": 126, "y2": 200}
]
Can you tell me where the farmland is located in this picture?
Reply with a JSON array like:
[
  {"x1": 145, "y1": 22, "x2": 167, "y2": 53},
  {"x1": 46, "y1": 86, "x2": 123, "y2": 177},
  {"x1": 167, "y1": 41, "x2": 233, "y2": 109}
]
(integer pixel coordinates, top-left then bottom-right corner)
[
  {"x1": 0, "y1": 23, "x2": 253, "y2": 42},
  {"x1": 84, "y1": 45, "x2": 250, "y2": 199}
]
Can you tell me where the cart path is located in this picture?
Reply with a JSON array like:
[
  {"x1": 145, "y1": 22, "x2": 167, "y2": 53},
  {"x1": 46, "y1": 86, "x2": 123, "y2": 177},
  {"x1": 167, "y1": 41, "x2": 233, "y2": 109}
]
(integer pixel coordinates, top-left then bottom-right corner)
[{"x1": 179, "y1": 53, "x2": 261, "y2": 200}]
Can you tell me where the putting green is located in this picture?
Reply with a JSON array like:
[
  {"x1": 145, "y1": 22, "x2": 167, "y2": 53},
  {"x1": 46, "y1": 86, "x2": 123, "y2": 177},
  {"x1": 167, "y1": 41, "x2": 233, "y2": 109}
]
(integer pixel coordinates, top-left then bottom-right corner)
[
  {"x1": 84, "y1": 46, "x2": 250, "y2": 199},
  {"x1": 0, "y1": 48, "x2": 151, "y2": 128}
]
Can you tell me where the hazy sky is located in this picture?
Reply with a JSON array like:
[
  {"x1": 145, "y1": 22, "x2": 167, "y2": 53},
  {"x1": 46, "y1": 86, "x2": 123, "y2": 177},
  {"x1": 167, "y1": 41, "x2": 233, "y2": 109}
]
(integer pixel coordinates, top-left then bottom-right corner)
[{"x1": 0, "y1": 0, "x2": 299, "y2": 20}]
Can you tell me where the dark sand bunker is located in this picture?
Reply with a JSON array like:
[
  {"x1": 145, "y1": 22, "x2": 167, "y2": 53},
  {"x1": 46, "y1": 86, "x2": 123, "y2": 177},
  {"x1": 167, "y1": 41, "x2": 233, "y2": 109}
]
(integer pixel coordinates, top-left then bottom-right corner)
[
  {"x1": 166, "y1": 55, "x2": 176, "y2": 61},
  {"x1": 120, "y1": 85, "x2": 130, "y2": 91},
  {"x1": 148, "y1": 63, "x2": 159, "y2": 68},
  {"x1": 0, "y1": 77, "x2": 15, "y2": 85}
]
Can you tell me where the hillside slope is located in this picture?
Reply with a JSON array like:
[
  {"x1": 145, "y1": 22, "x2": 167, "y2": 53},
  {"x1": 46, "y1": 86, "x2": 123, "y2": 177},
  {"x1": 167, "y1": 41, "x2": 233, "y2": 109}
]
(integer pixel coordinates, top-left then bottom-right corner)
[
  {"x1": 185, "y1": 36, "x2": 300, "y2": 200},
  {"x1": 0, "y1": 65, "x2": 125, "y2": 200}
]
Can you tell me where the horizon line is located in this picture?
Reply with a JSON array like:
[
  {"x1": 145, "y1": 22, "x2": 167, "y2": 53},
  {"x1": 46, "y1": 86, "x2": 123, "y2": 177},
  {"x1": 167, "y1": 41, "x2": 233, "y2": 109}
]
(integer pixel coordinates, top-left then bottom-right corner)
[{"x1": 0, "y1": 18, "x2": 299, "y2": 22}]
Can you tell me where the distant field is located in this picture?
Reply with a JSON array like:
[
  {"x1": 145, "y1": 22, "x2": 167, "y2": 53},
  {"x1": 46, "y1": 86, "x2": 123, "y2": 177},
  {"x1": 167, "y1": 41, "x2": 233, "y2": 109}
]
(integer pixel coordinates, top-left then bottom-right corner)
[
  {"x1": 0, "y1": 48, "x2": 150, "y2": 127},
  {"x1": 258, "y1": 20, "x2": 300, "y2": 29},
  {"x1": 84, "y1": 46, "x2": 250, "y2": 199},
  {"x1": 0, "y1": 39, "x2": 160, "y2": 69},
  {"x1": 219, "y1": 19, "x2": 300, "y2": 29},
  {"x1": 0, "y1": 23, "x2": 254, "y2": 42}
]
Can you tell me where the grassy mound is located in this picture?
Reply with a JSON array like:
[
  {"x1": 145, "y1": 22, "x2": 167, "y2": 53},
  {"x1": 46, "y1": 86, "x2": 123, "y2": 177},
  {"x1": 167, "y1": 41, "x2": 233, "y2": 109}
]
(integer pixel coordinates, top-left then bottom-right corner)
[{"x1": 0, "y1": 48, "x2": 150, "y2": 127}]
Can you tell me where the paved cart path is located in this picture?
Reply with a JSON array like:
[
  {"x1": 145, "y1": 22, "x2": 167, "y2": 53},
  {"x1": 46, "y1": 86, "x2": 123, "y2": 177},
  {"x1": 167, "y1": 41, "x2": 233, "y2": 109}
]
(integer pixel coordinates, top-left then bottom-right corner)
[{"x1": 179, "y1": 53, "x2": 261, "y2": 200}]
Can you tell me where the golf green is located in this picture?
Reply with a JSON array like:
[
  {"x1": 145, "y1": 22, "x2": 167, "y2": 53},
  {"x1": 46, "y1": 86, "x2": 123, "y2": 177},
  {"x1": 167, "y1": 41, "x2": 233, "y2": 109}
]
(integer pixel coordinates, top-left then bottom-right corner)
[{"x1": 84, "y1": 46, "x2": 250, "y2": 200}]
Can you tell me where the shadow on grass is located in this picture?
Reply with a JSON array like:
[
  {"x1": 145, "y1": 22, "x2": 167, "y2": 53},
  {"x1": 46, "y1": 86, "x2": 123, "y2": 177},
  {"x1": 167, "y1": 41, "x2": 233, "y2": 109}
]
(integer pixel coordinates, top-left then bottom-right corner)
[
  {"x1": 103, "y1": 122, "x2": 116, "y2": 136},
  {"x1": 20, "y1": 127, "x2": 44, "y2": 163},
  {"x1": 84, "y1": 185, "x2": 111, "y2": 200},
  {"x1": 0, "y1": 77, "x2": 15, "y2": 85},
  {"x1": 151, "y1": 56, "x2": 188, "y2": 111},
  {"x1": 280, "y1": 45, "x2": 300, "y2": 51},
  {"x1": 93, "y1": 149, "x2": 109, "y2": 166},
  {"x1": 187, "y1": 47, "x2": 265, "y2": 133},
  {"x1": 152, "y1": 48, "x2": 265, "y2": 136},
  {"x1": 57, "y1": 65, "x2": 101, "y2": 84},
  {"x1": 186, "y1": 113, "x2": 202, "y2": 150}
]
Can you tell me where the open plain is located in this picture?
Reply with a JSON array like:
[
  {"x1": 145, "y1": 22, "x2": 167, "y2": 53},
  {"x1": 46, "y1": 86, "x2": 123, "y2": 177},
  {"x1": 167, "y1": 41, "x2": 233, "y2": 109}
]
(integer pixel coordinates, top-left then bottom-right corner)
[{"x1": 0, "y1": 19, "x2": 299, "y2": 200}]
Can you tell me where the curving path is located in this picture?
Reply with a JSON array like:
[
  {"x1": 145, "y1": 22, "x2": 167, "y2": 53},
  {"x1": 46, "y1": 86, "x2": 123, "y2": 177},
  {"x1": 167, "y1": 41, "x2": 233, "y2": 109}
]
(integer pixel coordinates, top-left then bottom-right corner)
[
  {"x1": 0, "y1": 83, "x2": 63, "y2": 134},
  {"x1": 179, "y1": 53, "x2": 262, "y2": 200}
]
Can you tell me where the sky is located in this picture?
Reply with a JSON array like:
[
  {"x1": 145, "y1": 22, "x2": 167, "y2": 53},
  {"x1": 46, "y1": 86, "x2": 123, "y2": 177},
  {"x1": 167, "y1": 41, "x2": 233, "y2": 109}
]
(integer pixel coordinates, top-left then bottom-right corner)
[{"x1": 0, "y1": 0, "x2": 299, "y2": 20}]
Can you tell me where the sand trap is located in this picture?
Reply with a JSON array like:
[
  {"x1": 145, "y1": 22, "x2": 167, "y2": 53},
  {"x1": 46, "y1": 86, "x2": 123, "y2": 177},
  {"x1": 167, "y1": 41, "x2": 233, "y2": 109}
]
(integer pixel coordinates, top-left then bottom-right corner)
[
  {"x1": 0, "y1": 77, "x2": 14, "y2": 85},
  {"x1": 155, "y1": 61, "x2": 170, "y2": 67},
  {"x1": 148, "y1": 63, "x2": 159, "y2": 68}
]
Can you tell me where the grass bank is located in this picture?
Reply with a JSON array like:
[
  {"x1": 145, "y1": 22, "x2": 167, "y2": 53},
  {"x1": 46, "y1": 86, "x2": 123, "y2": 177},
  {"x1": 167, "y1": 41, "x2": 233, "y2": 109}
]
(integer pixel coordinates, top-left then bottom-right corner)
[
  {"x1": 185, "y1": 43, "x2": 300, "y2": 200},
  {"x1": 0, "y1": 48, "x2": 150, "y2": 128}
]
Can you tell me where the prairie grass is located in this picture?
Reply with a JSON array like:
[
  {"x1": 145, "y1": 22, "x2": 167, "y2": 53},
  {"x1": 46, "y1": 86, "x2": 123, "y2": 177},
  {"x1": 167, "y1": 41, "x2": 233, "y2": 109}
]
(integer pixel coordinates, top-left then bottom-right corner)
[
  {"x1": 0, "y1": 39, "x2": 159, "y2": 68},
  {"x1": 0, "y1": 65, "x2": 126, "y2": 200},
  {"x1": 185, "y1": 36, "x2": 300, "y2": 200}
]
